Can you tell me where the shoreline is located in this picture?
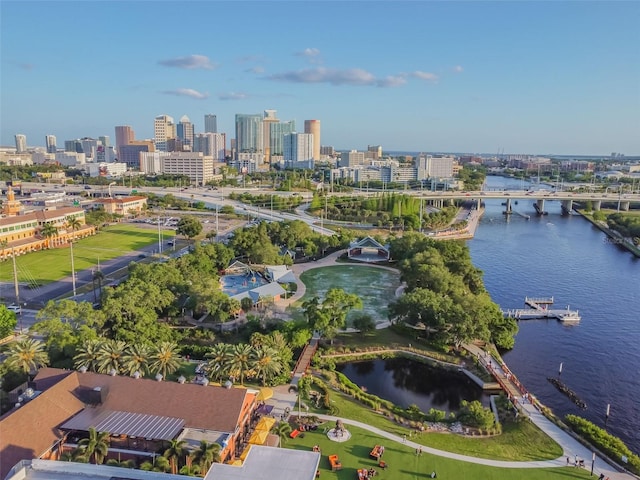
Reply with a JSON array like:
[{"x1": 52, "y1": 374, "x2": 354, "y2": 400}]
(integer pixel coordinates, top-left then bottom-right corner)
[{"x1": 574, "y1": 209, "x2": 640, "y2": 257}]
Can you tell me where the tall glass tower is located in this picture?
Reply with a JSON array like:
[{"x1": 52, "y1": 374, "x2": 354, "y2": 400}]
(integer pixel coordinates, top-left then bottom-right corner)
[
  {"x1": 204, "y1": 114, "x2": 217, "y2": 133},
  {"x1": 235, "y1": 114, "x2": 263, "y2": 156}
]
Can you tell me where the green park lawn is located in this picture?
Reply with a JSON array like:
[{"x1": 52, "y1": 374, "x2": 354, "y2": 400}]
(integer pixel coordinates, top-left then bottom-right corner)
[
  {"x1": 0, "y1": 225, "x2": 175, "y2": 285},
  {"x1": 297, "y1": 266, "x2": 400, "y2": 324},
  {"x1": 284, "y1": 423, "x2": 589, "y2": 480}
]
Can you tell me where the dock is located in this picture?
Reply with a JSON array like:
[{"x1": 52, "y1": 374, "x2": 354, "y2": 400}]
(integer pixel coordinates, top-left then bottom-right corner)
[{"x1": 502, "y1": 297, "x2": 581, "y2": 323}]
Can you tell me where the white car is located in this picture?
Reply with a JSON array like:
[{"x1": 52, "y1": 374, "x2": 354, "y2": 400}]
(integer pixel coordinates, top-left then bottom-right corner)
[{"x1": 6, "y1": 304, "x2": 21, "y2": 314}]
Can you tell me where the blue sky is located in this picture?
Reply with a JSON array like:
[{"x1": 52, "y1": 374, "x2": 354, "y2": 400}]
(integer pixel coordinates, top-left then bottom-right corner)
[{"x1": 1, "y1": 1, "x2": 639, "y2": 155}]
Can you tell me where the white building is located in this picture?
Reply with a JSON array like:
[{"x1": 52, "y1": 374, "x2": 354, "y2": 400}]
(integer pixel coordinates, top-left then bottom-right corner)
[
  {"x1": 85, "y1": 162, "x2": 128, "y2": 178},
  {"x1": 14, "y1": 134, "x2": 27, "y2": 153},
  {"x1": 283, "y1": 132, "x2": 314, "y2": 169},
  {"x1": 154, "y1": 114, "x2": 176, "y2": 152},
  {"x1": 161, "y1": 152, "x2": 215, "y2": 185},
  {"x1": 340, "y1": 150, "x2": 366, "y2": 167},
  {"x1": 45, "y1": 135, "x2": 57, "y2": 153},
  {"x1": 416, "y1": 154, "x2": 454, "y2": 180},
  {"x1": 139, "y1": 151, "x2": 169, "y2": 175},
  {"x1": 55, "y1": 151, "x2": 86, "y2": 166}
]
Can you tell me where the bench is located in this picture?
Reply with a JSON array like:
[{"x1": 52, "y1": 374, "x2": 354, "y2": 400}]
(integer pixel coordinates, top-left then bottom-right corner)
[
  {"x1": 369, "y1": 445, "x2": 382, "y2": 459},
  {"x1": 290, "y1": 429, "x2": 300, "y2": 439},
  {"x1": 328, "y1": 455, "x2": 342, "y2": 471}
]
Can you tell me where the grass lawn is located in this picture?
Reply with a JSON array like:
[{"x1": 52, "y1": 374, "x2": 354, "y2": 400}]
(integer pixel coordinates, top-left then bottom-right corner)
[
  {"x1": 310, "y1": 384, "x2": 563, "y2": 462},
  {"x1": 0, "y1": 225, "x2": 175, "y2": 284},
  {"x1": 283, "y1": 424, "x2": 589, "y2": 480},
  {"x1": 297, "y1": 266, "x2": 400, "y2": 324}
]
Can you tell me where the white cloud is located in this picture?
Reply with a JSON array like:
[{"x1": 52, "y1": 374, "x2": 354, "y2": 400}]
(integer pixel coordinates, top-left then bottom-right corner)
[
  {"x1": 453, "y1": 65, "x2": 464, "y2": 73},
  {"x1": 296, "y1": 48, "x2": 321, "y2": 57},
  {"x1": 411, "y1": 71, "x2": 439, "y2": 82},
  {"x1": 377, "y1": 75, "x2": 407, "y2": 88},
  {"x1": 245, "y1": 66, "x2": 265, "y2": 74},
  {"x1": 158, "y1": 54, "x2": 218, "y2": 70},
  {"x1": 219, "y1": 92, "x2": 249, "y2": 101},
  {"x1": 267, "y1": 67, "x2": 379, "y2": 86},
  {"x1": 161, "y1": 88, "x2": 209, "y2": 99}
]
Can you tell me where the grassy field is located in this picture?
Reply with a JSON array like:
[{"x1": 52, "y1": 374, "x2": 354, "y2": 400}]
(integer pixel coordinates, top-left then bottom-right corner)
[
  {"x1": 0, "y1": 224, "x2": 175, "y2": 284},
  {"x1": 310, "y1": 385, "x2": 563, "y2": 462},
  {"x1": 297, "y1": 266, "x2": 400, "y2": 324},
  {"x1": 284, "y1": 423, "x2": 589, "y2": 480}
]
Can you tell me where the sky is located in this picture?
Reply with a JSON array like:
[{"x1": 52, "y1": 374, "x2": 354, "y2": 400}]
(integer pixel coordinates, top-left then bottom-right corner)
[{"x1": 1, "y1": 1, "x2": 639, "y2": 156}]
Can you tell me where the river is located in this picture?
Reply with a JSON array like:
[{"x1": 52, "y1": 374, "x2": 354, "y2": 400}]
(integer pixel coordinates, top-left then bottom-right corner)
[{"x1": 468, "y1": 175, "x2": 640, "y2": 455}]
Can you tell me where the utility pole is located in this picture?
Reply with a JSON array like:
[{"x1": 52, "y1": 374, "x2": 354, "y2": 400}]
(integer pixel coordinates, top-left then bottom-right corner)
[{"x1": 12, "y1": 249, "x2": 19, "y2": 306}]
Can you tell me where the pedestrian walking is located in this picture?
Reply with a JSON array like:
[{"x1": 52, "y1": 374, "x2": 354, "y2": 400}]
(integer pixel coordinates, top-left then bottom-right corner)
[{"x1": 402, "y1": 434, "x2": 407, "y2": 444}]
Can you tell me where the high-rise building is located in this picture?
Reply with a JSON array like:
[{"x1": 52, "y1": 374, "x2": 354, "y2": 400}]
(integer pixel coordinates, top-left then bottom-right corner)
[
  {"x1": 235, "y1": 114, "x2": 263, "y2": 158},
  {"x1": 193, "y1": 133, "x2": 225, "y2": 160},
  {"x1": 284, "y1": 132, "x2": 314, "y2": 169},
  {"x1": 341, "y1": 150, "x2": 366, "y2": 168},
  {"x1": 154, "y1": 115, "x2": 175, "y2": 152},
  {"x1": 45, "y1": 135, "x2": 57, "y2": 153},
  {"x1": 161, "y1": 152, "x2": 215, "y2": 185},
  {"x1": 177, "y1": 115, "x2": 194, "y2": 148},
  {"x1": 304, "y1": 120, "x2": 321, "y2": 161},
  {"x1": 99, "y1": 136, "x2": 110, "y2": 147},
  {"x1": 204, "y1": 114, "x2": 217, "y2": 133},
  {"x1": 14, "y1": 134, "x2": 27, "y2": 153},
  {"x1": 263, "y1": 110, "x2": 279, "y2": 163},
  {"x1": 119, "y1": 141, "x2": 155, "y2": 169},
  {"x1": 367, "y1": 145, "x2": 382, "y2": 160},
  {"x1": 115, "y1": 126, "x2": 135, "y2": 154},
  {"x1": 270, "y1": 120, "x2": 296, "y2": 158}
]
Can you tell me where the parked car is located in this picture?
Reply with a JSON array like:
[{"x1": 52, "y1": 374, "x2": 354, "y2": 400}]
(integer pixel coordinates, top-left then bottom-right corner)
[{"x1": 6, "y1": 304, "x2": 21, "y2": 314}]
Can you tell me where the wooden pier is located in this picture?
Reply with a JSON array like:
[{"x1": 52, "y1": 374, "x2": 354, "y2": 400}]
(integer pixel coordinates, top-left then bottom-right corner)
[{"x1": 502, "y1": 297, "x2": 580, "y2": 323}]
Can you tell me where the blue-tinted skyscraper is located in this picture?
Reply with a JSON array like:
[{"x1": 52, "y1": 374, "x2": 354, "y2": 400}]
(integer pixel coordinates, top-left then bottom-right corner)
[
  {"x1": 235, "y1": 114, "x2": 263, "y2": 157},
  {"x1": 204, "y1": 114, "x2": 217, "y2": 133}
]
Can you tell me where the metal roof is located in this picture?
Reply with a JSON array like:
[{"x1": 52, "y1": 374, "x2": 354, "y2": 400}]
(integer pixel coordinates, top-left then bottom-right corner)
[{"x1": 61, "y1": 408, "x2": 185, "y2": 441}]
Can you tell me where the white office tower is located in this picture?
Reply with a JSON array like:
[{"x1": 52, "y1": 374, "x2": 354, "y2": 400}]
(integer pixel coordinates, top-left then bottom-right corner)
[
  {"x1": 193, "y1": 133, "x2": 225, "y2": 161},
  {"x1": 341, "y1": 150, "x2": 366, "y2": 167},
  {"x1": 161, "y1": 152, "x2": 214, "y2": 186},
  {"x1": 283, "y1": 132, "x2": 314, "y2": 169},
  {"x1": 177, "y1": 115, "x2": 194, "y2": 148},
  {"x1": 45, "y1": 135, "x2": 57, "y2": 153},
  {"x1": 154, "y1": 114, "x2": 176, "y2": 152},
  {"x1": 416, "y1": 154, "x2": 454, "y2": 180},
  {"x1": 204, "y1": 114, "x2": 217, "y2": 133},
  {"x1": 14, "y1": 134, "x2": 27, "y2": 153}
]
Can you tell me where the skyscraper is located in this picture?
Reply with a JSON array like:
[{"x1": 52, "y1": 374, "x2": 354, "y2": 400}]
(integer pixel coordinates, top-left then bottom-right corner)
[
  {"x1": 177, "y1": 115, "x2": 194, "y2": 148},
  {"x1": 154, "y1": 115, "x2": 175, "y2": 152},
  {"x1": 193, "y1": 133, "x2": 225, "y2": 160},
  {"x1": 270, "y1": 120, "x2": 296, "y2": 158},
  {"x1": 284, "y1": 132, "x2": 314, "y2": 169},
  {"x1": 45, "y1": 135, "x2": 57, "y2": 153},
  {"x1": 263, "y1": 110, "x2": 279, "y2": 163},
  {"x1": 115, "y1": 126, "x2": 135, "y2": 154},
  {"x1": 14, "y1": 134, "x2": 27, "y2": 153},
  {"x1": 235, "y1": 114, "x2": 263, "y2": 157},
  {"x1": 99, "y1": 136, "x2": 110, "y2": 147},
  {"x1": 304, "y1": 120, "x2": 321, "y2": 161},
  {"x1": 204, "y1": 114, "x2": 217, "y2": 133}
]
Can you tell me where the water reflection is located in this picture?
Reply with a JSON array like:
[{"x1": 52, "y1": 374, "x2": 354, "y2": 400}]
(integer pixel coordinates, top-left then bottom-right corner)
[{"x1": 337, "y1": 357, "x2": 489, "y2": 414}]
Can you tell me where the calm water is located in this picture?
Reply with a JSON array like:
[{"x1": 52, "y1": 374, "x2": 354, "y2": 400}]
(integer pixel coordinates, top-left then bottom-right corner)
[
  {"x1": 469, "y1": 176, "x2": 640, "y2": 454},
  {"x1": 336, "y1": 357, "x2": 490, "y2": 414}
]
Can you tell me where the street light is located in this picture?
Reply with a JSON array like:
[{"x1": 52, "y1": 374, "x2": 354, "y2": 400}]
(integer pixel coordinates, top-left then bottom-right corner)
[{"x1": 590, "y1": 452, "x2": 595, "y2": 476}]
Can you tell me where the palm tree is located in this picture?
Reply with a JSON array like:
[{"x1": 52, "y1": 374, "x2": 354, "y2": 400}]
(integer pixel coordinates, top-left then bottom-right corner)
[
  {"x1": 6, "y1": 338, "x2": 49, "y2": 375},
  {"x1": 205, "y1": 343, "x2": 232, "y2": 383},
  {"x1": 122, "y1": 343, "x2": 150, "y2": 376},
  {"x1": 163, "y1": 439, "x2": 189, "y2": 475},
  {"x1": 149, "y1": 341, "x2": 182, "y2": 380},
  {"x1": 0, "y1": 238, "x2": 8, "y2": 261},
  {"x1": 191, "y1": 440, "x2": 221, "y2": 475},
  {"x1": 74, "y1": 338, "x2": 103, "y2": 372},
  {"x1": 65, "y1": 215, "x2": 81, "y2": 236},
  {"x1": 40, "y1": 222, "x2": 58, "y2": 248},
  {"x1": 78, "y1": 427, "x2": 110, "y2": 464},
  {"x1": 252, "y1": 346, "x2": 283, "y2": 386},
  {"x1": 227, "y1": 343, "x2": 255, "y2": 385},
  {"x1": 96, "y1": 339, "x2": 127, "y2": 374},
  {"x1": 273, "y1": 422, "x2": 292, "y2": 447}
]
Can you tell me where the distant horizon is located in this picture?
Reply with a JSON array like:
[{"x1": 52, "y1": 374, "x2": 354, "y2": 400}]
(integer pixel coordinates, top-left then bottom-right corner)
[{"x1": 2, "y1": 2, "x2": 638, "y2": 155}]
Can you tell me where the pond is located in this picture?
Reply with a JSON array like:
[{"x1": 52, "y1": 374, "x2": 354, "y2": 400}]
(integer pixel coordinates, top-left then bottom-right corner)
[{"x1": 336, "y1": 357, "x2": 490, "y2": 414}]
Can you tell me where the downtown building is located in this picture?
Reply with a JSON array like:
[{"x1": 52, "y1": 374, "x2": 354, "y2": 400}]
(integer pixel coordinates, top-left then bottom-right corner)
[
  {"x1": 235, "y1": 113, "x2": 263, "y2": 158},
  {"x1": 283, "y1": 132, "x2": 314, "y2": 169},
  {"x1": 161, "y1": 152, "x2": 219, "y2": 185},
  {"x1": 154, "y1": 114, "x2": 176, "y2": 152},
  {"x1": 45, "y1": 135, "x2": 57, "y2": 153},
  {"x1": 114, "y1": 125, "x2": 135, "y2": 154},
  {"x1": 193, "y1": 132, "x2": 226, "y2": 160},
  {"x1": 303, "y1": 119, "x2": 321, "y2": 161},
  {"x1": 176, "y1": 115, "x2": 194, "y2": 149},
  {"x1": 14, "y1": 134, "x2": 27, "y2": 153},
  {"x1": 118, "y1": 140, "x2": 155, "y2": 170},
  {"x1": 204, "y1": 113, "x2": 217, "y2": 133}
]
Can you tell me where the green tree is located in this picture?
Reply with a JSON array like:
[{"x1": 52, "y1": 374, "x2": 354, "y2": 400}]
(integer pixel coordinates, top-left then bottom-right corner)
[
  {"x1": 191, "y1": 440, "x2": 221, "y2": 474},
  {"x1": 164, "y1": 439, "x2": 189, "y2": 474},
  {"x1": 206, "y1": 343, "x2": 232, "y2": 382},
  {"x1": 314, "y1": 288, "x2": 362, "y2": 343},
  {"x1": 176, "y1": 215, "x2": 203, "y2": 239},
  {"x1": 122, "y1": 343, "x2": 151, "y2": 376},
  {"x1": 74, "y1": 338, "x2": 103, "y2": 372},
  {"x1": 78, "y1": 427, "x2": 110, "y2": 465},
  {"x1": 6, "y1": 338, "x2": 49, "y2": 374},
  {"x1": 273, "y1": 422, "x2": 292, "y2": 447},
  {"x1": 228, "y1": 343, "x2": 254, "y2": 385},
  {"x1": 96, "y1": 339, "x2": 127, "y2": 374},
  {"x1": 40, "y1": 223, "x2": 58, "y2": 247},
  {"x1": 252, "y1": 346, "x2": 283, "y2": 386},
  {"x1": 352, "y1": 313, "x2": 375, "y2": 334},
  {"x1": 150, "y1": 341, "x2": 182, "y2": 380},
  {"x1": 0, "y1": 305, "x2": 17, "y2": 338}
]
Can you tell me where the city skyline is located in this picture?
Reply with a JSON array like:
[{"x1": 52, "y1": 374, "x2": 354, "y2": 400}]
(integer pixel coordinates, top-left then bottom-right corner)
[{"x1": 1, "y1": 1, "x2": 639, "y2": 156}]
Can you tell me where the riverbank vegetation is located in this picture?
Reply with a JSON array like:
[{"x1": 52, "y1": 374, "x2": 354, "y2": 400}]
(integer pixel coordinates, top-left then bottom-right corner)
[{"x1": 388, "y1": 233, "x2": 518, "y2": 350}]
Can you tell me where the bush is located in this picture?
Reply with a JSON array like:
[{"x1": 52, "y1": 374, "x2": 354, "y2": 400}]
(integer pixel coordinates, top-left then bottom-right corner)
[
  {"x1": 457, "y1": 400, "x2": 495, "y2": 430},
  {"x1": 565, "y1": 415, "x2": 640, "y2": 475}
]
